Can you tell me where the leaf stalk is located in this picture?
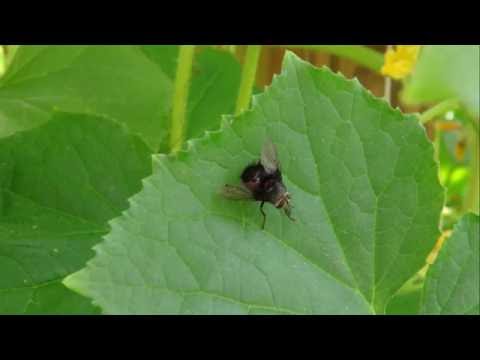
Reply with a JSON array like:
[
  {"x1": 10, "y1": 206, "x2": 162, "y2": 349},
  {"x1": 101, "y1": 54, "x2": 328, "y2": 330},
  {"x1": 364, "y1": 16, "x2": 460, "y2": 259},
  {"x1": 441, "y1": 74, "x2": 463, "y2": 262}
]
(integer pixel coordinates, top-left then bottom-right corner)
[
  {"x1": 235, "y1": 45, "x2": 261, "y2": 115},
  {"x1": 169, "y1": 45, "x2": 196, "y2": 153},
  {"x1": 419, "y1": 98, "x2": 460, "y2": 124}
]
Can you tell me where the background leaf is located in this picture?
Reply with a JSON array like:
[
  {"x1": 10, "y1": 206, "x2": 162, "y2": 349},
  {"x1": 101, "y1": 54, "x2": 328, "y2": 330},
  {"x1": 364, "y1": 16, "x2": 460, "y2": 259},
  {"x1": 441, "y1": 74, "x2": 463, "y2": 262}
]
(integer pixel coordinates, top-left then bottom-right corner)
[
  {"x1": 65, "y1": 52, "x2": 444, "y2": 314},
  {"x1": 437, "y1": 124, "x2": 471, "y2": 226},
  {"x1": 421, "y1": 213, "x2": 479, "y2": 314},
  {"x1": 0, "y1": 45, "x2": 241, "y2": 153},
  {"x1": 385, "y1": 286, "x2": 423, "y2": 315},
  {"x1": 0, "y1": 112, "x2": 151, "y2": 314},
  {"x1": 385, "y1": 268, "x2": 425, "y2": 314},
  {"x1": 0, "y1": 46, "x2": 172, "y2": 151},
  {"x1": 402, "y1": 45, "x2": 479, "y2": 119}
]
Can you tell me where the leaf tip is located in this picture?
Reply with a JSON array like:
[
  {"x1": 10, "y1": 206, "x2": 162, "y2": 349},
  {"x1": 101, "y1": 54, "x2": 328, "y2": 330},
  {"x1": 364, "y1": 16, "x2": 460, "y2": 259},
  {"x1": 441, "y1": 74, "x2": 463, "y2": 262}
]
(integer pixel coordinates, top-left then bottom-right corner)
[
  {"x1": 282, "y1": 50, "x2": 305, "y2": 69},
  {"x1": 62, "y1": 270, "x2": 84, "y2": 295}
]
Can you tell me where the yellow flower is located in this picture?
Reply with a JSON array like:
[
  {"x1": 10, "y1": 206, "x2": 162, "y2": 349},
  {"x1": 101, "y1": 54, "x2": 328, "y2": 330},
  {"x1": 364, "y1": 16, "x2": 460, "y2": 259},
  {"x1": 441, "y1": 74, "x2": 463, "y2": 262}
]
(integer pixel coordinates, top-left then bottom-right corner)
[{"x1": 381, "y1": 45, "x2": 421, "y2": 80}]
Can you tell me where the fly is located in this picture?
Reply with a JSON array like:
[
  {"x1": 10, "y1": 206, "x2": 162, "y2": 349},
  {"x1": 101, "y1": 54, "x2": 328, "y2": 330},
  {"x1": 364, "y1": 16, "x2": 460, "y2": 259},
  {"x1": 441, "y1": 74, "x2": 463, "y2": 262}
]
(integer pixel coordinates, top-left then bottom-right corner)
[{"x1": 221, "y1": 139, "x2": 295, "y2": 229}]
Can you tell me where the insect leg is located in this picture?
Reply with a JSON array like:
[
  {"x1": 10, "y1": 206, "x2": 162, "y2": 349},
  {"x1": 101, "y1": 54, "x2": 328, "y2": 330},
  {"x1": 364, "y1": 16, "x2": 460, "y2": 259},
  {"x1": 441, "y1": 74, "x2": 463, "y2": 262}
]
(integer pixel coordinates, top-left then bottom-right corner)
[
  {"x1": 259, "y1": 201, "x2": 267, "y2": 229},
  {"x1": 284, "y1": 205, "x2": 296, "y2": 222}
]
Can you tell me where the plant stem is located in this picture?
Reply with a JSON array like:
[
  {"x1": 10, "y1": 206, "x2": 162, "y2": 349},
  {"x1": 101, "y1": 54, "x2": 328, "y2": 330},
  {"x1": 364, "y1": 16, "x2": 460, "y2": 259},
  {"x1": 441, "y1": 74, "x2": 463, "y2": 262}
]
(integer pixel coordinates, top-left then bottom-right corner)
[
  {"x1": 0, "y1": 46, "x2": 5, "y2": 78},
  {"x1": 169, "y1": 45, "x2": 195, "y2": 153},
  {"x1": 235, "y1": 45, "x2": 261, "y2": 115},
  {"x1": 466, "y1": 125, "x2": 479, "y2": 214},
  {"x1": 419, "y1": 98, "x2": 460, "y2": 124},
  {"x1": 383, "y1": 46, "x2": 392, "y2": 103},
  {"x1": 384, "y1": 77, "x2": 392, "y2": 103},
  {"x1": 270, "y1": 45, "x2": 384, "y2": 73}
]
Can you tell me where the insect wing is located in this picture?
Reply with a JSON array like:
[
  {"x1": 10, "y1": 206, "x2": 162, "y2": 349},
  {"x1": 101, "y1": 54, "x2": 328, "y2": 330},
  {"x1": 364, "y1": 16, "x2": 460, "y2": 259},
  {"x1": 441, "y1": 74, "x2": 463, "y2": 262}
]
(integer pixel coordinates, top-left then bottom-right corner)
[
  {"x1": 221, "y1": 184, "x2": 253, "y2": 200},
  {"x1": 260, "y1": 139, "x2": 279, "y2": 174}
]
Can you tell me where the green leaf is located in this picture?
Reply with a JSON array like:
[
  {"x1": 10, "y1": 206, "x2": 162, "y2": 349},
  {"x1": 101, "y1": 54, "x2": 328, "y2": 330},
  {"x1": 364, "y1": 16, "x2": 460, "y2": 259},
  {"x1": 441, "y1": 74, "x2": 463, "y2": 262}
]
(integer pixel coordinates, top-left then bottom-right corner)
[
  {"x1": 386, "y1": 287, "x2": 423, "y2": 315},
  {"x1": 0, "y1": 112, "x2": 152, "y2": 314},
  {"x1": 140, "y1": 45, "x2": 180, "y2": 79},
  {"x1": 0, "y1": 46, "x2": 173, "y2": 151},
  {"x1": 0, "y1": 46, "x2": 241, "y2": 153},
  {"x1": 185, "y1": 48, "x2": 241, "y2": 141},
  {"x1": 385, "y1": 271, "x2": 424, "y2": 314},
  {"x1": 402, "y1": 46, "x2": 480, "y2": 119},
  {"x1": 421, "y1": 213, "x2": 479, "y2": 314},
  {"x1": 64, "y1": 52, "x2": 444, "y2": 314}
]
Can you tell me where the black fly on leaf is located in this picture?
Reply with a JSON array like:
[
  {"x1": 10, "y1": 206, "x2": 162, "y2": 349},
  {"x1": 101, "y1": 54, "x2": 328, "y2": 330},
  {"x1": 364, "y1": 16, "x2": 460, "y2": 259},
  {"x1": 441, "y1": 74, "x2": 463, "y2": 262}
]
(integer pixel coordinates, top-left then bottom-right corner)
[{"x1": 221, "y1": 140, "x2": 295, "y2": 229}]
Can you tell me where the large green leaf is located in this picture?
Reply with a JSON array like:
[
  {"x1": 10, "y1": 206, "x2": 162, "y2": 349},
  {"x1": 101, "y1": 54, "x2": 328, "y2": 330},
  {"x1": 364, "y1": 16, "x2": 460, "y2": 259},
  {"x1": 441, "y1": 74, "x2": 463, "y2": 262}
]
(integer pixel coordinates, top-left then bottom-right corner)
[
  {"x1": 0, "y1": 46, "x2": 172, "y2": 151},
  {"x1": 0, "y1": 112, "x2": 151, "y2": 314},
  {"x1": 402, "y1": 45, "x2": 479, "y2": 119},
  {"x1": 421, "y1": 213, "x2": 479, "y2": 314},
  {"x1": 64, "y1": 52, "x2": 444, "y2": 314},
  {"x1": 140, "y1": 45, "x2": 180, "y2": 79},
  {"x1": 0, "y1": 45, "x2": 241, "y2": 153},
  {"x1": 385, "y1": 270, "x2": 424, "y2": 314}
]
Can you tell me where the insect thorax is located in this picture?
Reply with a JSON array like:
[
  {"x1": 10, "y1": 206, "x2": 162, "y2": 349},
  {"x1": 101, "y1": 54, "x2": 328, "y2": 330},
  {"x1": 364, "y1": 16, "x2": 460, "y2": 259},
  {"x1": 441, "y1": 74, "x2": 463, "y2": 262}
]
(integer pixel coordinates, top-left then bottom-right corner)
[{"x1": 241, "y1": 163, "x2": 285, "y2": 203}]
